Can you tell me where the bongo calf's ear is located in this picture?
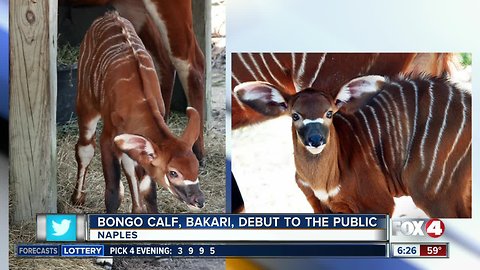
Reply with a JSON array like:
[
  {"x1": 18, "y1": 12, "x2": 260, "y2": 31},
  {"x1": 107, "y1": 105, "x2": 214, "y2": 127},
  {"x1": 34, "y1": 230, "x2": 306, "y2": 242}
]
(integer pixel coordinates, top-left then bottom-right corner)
[
  {"x1": 234, "y1": 81, "x2": 291, "y2": 117},
  {"x1": 335, "y1": 75, "x2": 386, "y2": 114}
]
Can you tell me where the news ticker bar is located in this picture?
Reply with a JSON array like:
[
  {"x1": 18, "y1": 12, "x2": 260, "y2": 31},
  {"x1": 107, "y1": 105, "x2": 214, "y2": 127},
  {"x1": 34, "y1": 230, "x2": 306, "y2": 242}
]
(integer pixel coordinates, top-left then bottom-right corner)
[{"x1": 17, "y1": 243, "x2": 388, "y2": 257}]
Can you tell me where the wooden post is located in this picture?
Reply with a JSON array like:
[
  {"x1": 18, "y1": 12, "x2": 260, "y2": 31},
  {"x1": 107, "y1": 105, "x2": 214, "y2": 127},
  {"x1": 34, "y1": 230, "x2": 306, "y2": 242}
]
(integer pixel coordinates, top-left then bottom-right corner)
[
  {"x1": 192, "y1": 0, "x2": 212, "y2": 128},
  {"x1": 10, "y1": 0, "x2": 58, "y2": 222}
]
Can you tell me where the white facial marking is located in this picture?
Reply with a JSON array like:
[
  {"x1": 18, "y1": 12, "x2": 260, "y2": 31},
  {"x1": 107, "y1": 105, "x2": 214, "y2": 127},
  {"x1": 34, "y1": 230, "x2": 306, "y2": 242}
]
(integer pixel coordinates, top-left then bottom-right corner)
[
  {"x1": 314, "y1": 185, "x2": 341, "y2": 202},
  {"x1": 303, "y1": 118, "x2": 324, "y2": 125},
  {"x1": 182, "y1": 179, "x2": 200, "y2": 186},
  {"x1": 306, "y1": 144, "x2": 326, "y2": 155}
]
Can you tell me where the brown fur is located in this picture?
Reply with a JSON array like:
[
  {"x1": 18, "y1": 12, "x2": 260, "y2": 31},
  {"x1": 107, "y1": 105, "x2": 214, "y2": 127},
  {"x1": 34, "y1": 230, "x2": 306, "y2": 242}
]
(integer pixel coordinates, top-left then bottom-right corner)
[
  {"x1": 65, "y1": 0, "x2": 206, "y2": 160},
  {"x1": 235, "y1": 76, "x2": 471, "y2": 218},
  {"x1": 232, "y1": 53, "x2": 452, "y2": 128},
  {"x1": 72, "y1": 12, "x2": 203, "y2": 213}
]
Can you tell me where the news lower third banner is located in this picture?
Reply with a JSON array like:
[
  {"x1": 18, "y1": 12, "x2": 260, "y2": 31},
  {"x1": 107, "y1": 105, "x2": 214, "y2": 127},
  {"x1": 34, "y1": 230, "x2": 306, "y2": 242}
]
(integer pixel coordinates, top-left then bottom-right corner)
[
  {"x1": 88, "y1": 214, "x2": 387, "y2": 241},
  {"x1": 17, "y1": 243, "x2": 388, "y2": 257},
  {"x1": 34, "y1": 214, "x2": 387, "y2": 242}
]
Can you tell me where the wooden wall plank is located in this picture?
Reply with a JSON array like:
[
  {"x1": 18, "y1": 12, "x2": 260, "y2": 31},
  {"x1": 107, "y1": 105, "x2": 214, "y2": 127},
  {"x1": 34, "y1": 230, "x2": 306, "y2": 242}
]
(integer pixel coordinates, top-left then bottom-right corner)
[
  {"x1": 192, "y1": 0, "x2": 212, "y2": 128},
  {"x1": 10, "y1": 0, "x2": 58, "y2": 222}
]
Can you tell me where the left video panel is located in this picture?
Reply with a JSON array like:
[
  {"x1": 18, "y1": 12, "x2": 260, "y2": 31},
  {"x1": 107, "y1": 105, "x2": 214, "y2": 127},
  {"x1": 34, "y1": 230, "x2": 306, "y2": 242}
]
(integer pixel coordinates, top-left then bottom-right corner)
[{"x1": 9, "y1": 1, "x2": 226, "y2": 269}]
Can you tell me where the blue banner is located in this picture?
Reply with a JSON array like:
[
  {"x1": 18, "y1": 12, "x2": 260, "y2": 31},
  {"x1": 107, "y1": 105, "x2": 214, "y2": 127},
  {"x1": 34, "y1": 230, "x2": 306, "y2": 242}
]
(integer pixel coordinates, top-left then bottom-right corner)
[
  {"x1": 16, "y1": 243, "x2": 388, "y2": 257},
  {"x1": 17, "y1": 244, "x2": 60, "y2": 257},
  {"x1": 61, "y1": 244, "x2": 104, "y2": 257},
  {"x1": 103, "y1": 243, "x2": 387, "y2": 257},
  {"x1": 89, "y1": 214, "x2": 387, "y2": 229}
]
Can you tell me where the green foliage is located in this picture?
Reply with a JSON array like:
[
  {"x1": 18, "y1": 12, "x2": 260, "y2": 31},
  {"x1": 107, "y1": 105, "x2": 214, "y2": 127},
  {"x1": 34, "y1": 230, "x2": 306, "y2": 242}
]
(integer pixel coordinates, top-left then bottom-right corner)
[{"x1": 460, "y1": 53, "x2": 472, "y2": 67}]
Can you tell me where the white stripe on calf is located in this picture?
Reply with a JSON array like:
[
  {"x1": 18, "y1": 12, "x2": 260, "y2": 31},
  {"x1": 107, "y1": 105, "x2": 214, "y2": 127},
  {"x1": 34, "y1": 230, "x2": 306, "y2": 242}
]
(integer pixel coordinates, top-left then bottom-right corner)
[
  {"x1": 403, "y1": 80, "x2": 419, "y2": 169},
  {"x1": 232, "y1": 73, "x2": 241, "y2": 85},
  {"x1": 419, "y1": 80, "x2": 434, "y2": 169},
  {"x1": 291, "y1": 53, "x2": 296, "y2": 73},
  {"x1": 248, "y1": 53, "x2": 268, "y2": 82},
  {"x1": 363, "y1": 53, "x2": 379, "y2": 74},
  {"x1": 435, "y1": 90, "x2": 467, "y2": 194},
  {"x1": 392, "y1": 82, "x2": 410, "y2": 143},
  {"x1": 446, "y1": 141, "x2": 471, "y2": 189},
  {"x1": 295, "y1": 53, "x2": 307, "y2": 88},
  {"x1": 359, "y1": 110, "x2": 376, "y2": 158},
  {"x1": 307, "y1": 53, "x2": 327, "y2": 88},
  {"x1": 291, "y1": 53, "x2": 301, "y2": 91},
  {"x1": 373, "y1": 98, "x2": 396, "y2": 166},
  {"x1": 260, "y1": 53, "x2": 284, "y2": 88},
  {"x1": 270, "y1": 53, "x2": 284, "y2": 72},
  {"x1": 238, "y1": 53, "x2": 260, "y2": 81},
  {"x1": 383, "y1": 91, "x2": 405, "y2": 156},
  {"x1": 425, "y1": 85, "x2": 453, "y2": 188},
  {"x1": 367, "y1": 105, "x2": 389, "y2": 172}
]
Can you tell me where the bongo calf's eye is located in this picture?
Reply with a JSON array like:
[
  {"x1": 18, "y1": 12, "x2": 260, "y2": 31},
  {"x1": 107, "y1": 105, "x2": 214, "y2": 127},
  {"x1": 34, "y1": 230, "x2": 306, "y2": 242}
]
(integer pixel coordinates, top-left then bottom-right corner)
[
  {"x1": 326, "y1": 111, "x2": 333, "y2": 119},
  {"x1": 169, "y1": 171, "x2": 178, "y2": 178},
  {"x1": 292, "y1": 112, "x2": 300, "y2": 121}
]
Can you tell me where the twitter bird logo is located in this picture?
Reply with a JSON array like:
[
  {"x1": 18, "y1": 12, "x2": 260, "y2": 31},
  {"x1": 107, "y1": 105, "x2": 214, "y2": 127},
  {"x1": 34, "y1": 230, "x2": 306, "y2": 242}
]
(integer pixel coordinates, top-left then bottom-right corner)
[
  {"x1": 52, "y1": 219, "x2": 71, "y2": 236},
  {"x1": 46, "y1": 215, "x2": 77, "y2": 241}
]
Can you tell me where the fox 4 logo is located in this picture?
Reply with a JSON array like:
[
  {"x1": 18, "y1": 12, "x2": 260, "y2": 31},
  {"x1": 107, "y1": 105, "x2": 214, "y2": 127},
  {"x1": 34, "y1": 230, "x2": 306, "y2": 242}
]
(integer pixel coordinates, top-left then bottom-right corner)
[{"x1": 392, "y1": 218, "x2": 445, "y2": 238}]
